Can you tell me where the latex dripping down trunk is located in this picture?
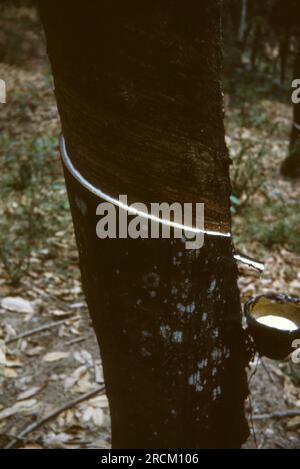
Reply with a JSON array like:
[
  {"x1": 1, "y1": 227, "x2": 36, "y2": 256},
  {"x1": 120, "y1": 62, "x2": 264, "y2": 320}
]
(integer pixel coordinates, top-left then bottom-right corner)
[{"x1": 39, "y1": 0, "x2": 251, "y2": 448}]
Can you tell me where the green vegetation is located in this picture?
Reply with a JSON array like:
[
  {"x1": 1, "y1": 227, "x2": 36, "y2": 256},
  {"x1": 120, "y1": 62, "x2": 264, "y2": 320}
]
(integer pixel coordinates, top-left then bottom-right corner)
[{"x1": 0, "y1": 132, "x2": 72, "y2": 285}]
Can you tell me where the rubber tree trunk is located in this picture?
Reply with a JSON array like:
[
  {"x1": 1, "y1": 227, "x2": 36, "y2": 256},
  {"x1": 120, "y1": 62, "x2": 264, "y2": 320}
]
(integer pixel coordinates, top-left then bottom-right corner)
[
  {"x1": 281, "y1": 49, "x2": 300, "y2": 178},
  {"x1": 39, "y1": 0, "x2": 250, "y2": 448}
]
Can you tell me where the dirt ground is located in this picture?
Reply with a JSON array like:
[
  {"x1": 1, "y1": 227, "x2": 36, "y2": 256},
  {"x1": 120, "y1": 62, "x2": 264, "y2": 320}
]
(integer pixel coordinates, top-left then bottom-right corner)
[{"x1": 0, "y1": 7, "x2": 300, "y2": 450}]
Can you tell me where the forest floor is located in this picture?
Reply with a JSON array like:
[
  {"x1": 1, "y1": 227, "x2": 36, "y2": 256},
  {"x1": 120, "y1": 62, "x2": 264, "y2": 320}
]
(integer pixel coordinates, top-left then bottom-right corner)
[{"x1": 0, "y1": 7, "x2": 300, "y2": 449}]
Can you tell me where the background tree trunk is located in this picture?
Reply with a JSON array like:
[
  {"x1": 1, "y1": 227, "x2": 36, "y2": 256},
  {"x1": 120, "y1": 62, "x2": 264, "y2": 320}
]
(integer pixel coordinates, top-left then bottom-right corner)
[
  {"x1": 238, "y1": 0, "x2": 248, "y2": 44},
  {"x1": 39, "y1": 0, "x2": 250, "y2": 448},
  {"x1": 250, "y1": 22, "x2": 262, "y2": 71},
  {"x1": 279, "y1": 24, "x2": 291, "y2": 84}
]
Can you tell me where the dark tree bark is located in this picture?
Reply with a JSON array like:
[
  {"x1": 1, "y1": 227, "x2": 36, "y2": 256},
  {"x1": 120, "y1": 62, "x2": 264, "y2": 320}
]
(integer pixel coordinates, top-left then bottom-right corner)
[
  {"x1": 39, "y1": 0, "x2": 250, "y2": 448},
  {"x1": 281, "y1": 49, "x2": 300, "y2": 178}
]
